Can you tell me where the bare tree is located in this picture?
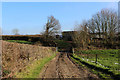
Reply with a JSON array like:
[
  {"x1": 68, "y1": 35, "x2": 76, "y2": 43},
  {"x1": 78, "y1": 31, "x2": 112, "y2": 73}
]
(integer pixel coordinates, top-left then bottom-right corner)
[
  {"x1": 12, "y1": 29, "x2": 19, "y2": 35},
  {"x1": 73, "y1": 8, "x2": 118, "y2": 49},
  {"x1": 73, "y1": 20, "x2": 89, "y2": 49},
  {"x1": 88, "y1": 8, "x2": 118, "y2": 47},
  {"x1": 43, "y1": 16, "x2": 61, "y2": 40},
  {"x1": 72, "y1": 27, "x2": 81, "y2": 48},
  {"x1": 88, "y1": 18, "x2": 96, "y2": 33}
]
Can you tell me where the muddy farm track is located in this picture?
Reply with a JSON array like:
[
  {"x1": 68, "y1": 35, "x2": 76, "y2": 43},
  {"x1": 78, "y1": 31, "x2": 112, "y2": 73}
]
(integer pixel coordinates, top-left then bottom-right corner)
[{"x1": 39, "y1": 52, "x2": 100, "y2": 80}]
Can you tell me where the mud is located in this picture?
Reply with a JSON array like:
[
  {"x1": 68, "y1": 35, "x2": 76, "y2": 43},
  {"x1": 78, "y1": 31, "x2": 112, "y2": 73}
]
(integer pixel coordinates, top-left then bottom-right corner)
[{"x1": 39, "y1": 52, "x2": 100, "y2": 80}]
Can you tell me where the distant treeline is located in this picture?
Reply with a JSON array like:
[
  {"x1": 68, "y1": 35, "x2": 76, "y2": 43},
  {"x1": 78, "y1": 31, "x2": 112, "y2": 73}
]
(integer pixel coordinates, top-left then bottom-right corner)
[
  {"x1": 2, "y1": 34, "x2": 120, "y2": 49},
  {"x1": 1, "y1": 35, "x2": 57, "y2": 47},
  {"x1": 2, "y1": 35, "x2": 42, "y2": 42}
]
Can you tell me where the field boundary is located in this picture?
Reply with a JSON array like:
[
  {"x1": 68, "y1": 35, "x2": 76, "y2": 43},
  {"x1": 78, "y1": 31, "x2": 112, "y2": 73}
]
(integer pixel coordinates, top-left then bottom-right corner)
[{"x1": 70, "y1": 54, "x2": 120, "y2": 80}]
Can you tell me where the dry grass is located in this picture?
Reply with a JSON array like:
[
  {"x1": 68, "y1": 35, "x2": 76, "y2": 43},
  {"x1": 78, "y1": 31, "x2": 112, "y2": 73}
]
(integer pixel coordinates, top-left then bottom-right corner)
[{"x1": 2, "y1": 40, "x2": 56, "y2": 78}]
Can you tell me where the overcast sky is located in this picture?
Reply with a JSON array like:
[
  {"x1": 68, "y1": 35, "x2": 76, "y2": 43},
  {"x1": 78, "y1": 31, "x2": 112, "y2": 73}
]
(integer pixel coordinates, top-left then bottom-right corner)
[{"x1": 2, "y1": 2, "x2": 118, "y2": 35}]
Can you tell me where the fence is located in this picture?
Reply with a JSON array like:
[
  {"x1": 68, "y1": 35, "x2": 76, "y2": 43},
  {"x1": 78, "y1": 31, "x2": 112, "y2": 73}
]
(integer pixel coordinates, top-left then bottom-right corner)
[{"x1": 72, "y1": 48, "x2": 120, "y2": 74}]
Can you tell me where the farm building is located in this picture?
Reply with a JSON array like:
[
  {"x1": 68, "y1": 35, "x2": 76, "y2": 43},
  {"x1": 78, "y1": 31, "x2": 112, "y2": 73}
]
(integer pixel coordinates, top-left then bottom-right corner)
[{"x1": 62, "y1": 31, "x2": 77, "y2": 41}]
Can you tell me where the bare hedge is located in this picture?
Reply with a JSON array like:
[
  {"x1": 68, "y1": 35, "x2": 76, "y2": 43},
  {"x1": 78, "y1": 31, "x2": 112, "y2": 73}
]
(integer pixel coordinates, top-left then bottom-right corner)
[{"x1": 2, "y1": 40, "x2": 56, "y2": 78}]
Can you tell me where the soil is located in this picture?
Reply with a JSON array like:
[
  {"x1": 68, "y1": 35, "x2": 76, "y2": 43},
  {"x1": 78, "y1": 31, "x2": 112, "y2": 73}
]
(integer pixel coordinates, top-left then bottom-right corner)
[{"x1": 39, "y1": 52, "x2": 100, "y2": 80}]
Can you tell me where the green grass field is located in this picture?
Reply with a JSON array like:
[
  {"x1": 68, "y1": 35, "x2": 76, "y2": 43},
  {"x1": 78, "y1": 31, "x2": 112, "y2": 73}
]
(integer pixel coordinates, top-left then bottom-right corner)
[
  {"x1": 6, "y1": 40, "x2": 33, "y2": 44},
  {"x1": 75, "y1": 49, "x2": 120, "y2": 75}
]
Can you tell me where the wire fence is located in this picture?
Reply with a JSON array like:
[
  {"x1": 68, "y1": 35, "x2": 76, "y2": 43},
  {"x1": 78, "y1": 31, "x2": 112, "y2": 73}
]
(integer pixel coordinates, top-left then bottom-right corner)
[{"x1": 72, "y1": 48, "x2": 120, "y2": 74}]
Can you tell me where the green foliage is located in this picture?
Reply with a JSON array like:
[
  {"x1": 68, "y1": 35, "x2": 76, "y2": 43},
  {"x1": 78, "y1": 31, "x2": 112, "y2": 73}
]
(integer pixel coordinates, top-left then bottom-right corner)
[
  {"x1": 6, "y1": 40, "x2": 33, "y2": 44},
  {"x1": 76, "y1": 49, "x2": 118, "y2": 54},
  {"x1": 55, "y1": 40, "x2": 72, "y2": 48},
  {"x1": 71, "y1": 54, "x2": 112, "y2": 79},
  {"x1": 71, "y1": 54, "x2": 115, "y2": 79},
  {"x1": 75, "y1": 49, "x2": 120, "y2": 75}
]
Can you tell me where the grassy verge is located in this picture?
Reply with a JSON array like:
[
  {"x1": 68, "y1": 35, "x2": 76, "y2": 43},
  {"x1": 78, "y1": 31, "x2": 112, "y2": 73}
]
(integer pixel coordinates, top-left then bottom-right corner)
[
  {"x1": 75, "y1": 49, "x2": 119, "y2": 75},
  {"x1": 5, "y1": 40, "x2": 33, "y2": 44},
  {"x1": 70, "y1": 54, "x2": 120, "y2": 80},
  {"x1": 15, "y1": 53, "x2": 56, "y2": 78}
]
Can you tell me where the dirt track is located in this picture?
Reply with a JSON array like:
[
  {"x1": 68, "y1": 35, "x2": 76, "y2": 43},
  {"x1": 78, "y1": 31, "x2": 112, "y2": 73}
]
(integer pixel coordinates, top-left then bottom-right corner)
[{"x1": 39, "y1": 52, "x2": 100, "y2": 80}]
